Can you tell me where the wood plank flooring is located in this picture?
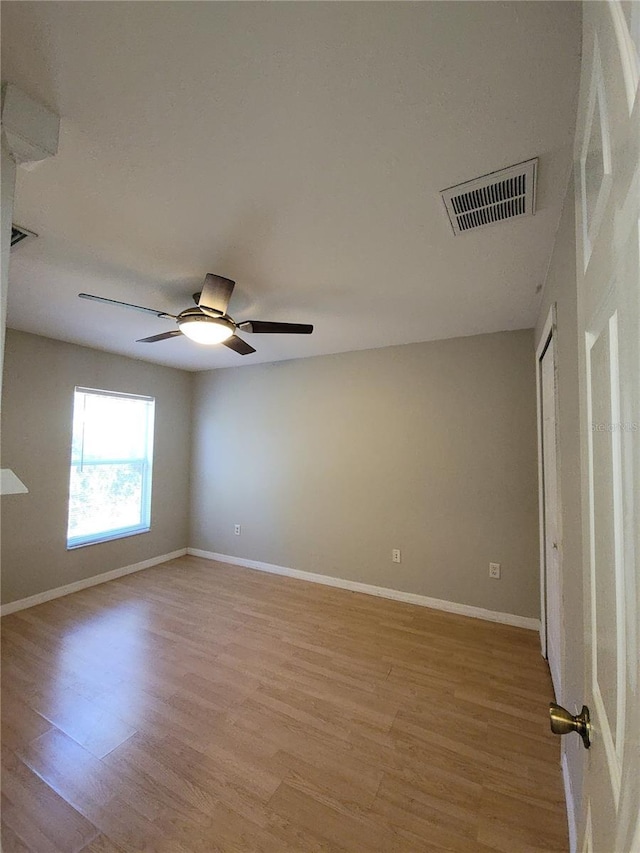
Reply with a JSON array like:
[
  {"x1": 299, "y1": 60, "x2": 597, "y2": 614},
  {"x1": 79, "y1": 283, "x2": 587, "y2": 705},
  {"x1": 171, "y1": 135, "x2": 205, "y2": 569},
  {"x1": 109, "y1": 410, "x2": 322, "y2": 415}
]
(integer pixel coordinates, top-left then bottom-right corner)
[{"x1": 1, "y1": 556, "x2": 568, "y2": 852}]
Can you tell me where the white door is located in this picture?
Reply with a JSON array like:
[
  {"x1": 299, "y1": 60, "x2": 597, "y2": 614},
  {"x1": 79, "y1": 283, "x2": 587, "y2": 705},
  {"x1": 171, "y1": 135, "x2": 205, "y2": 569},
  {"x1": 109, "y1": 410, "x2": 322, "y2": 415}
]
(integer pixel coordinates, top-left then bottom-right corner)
[
  {"x1": 540, "y1": 333, "x2": 563, "y2": 701},
  {"x1": 574, "y1": 1, "x2": 640, "y2": 850}
]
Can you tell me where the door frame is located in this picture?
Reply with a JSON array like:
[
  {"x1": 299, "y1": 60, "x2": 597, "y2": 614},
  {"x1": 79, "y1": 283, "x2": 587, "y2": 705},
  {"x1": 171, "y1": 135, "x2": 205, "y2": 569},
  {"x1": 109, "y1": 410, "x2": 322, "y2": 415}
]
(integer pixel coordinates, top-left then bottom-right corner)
[{"x1": 536, "y1": 303, "x2": 564, "y2": 687}]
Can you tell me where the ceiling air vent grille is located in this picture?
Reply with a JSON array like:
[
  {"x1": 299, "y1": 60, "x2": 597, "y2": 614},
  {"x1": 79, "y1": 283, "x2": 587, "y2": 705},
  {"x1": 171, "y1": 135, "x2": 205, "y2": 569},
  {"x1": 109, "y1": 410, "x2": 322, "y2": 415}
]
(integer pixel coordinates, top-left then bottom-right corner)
[
  {"x1": 11, "y1": 224, "x2": 37, "y2": 250},
  {"x1": 441, "y1": 159, "x2": 537, "y2": 236}
]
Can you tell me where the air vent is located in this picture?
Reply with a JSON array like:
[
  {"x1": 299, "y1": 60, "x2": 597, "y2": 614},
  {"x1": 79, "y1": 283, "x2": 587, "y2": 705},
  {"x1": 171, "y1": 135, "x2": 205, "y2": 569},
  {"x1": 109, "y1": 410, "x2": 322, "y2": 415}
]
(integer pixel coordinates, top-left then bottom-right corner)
[
  {"x1": 11, "y1": 224, "x2": 37, "y2": 250},
  {"x1": 441, "y1": 159, "x2": 537, "y2": 235}
]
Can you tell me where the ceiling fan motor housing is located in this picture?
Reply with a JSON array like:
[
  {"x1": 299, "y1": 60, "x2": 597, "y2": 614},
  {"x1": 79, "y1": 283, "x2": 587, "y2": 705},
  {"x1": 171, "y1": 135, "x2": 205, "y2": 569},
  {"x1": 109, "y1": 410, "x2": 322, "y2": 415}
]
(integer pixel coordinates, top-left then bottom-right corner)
[{"x1": 178, "y1": 310, "x2": 235, "y2": 344}]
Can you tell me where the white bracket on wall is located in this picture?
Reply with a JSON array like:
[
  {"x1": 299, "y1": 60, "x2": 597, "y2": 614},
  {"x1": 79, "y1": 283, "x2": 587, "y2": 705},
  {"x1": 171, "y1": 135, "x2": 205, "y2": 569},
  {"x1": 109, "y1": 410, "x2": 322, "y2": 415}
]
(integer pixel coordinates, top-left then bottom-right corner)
[{"x1": 1, "y1": 469, "x2": 28, "y2": 496}]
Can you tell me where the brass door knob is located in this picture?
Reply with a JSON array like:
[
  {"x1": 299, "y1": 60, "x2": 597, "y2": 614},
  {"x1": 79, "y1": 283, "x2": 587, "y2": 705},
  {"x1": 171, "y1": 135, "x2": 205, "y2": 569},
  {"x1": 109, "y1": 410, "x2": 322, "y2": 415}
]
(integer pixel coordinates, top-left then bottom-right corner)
[{"x1": 549, "y1": 702, "x2": 591, "y2": 749}]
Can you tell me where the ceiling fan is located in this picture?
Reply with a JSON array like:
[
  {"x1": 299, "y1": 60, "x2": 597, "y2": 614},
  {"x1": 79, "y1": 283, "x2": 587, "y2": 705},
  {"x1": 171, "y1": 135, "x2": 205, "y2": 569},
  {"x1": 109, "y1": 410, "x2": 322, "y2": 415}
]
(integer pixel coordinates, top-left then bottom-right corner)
[{"x1": 78, "y1": 274, "x2": 313, "y2": 355}]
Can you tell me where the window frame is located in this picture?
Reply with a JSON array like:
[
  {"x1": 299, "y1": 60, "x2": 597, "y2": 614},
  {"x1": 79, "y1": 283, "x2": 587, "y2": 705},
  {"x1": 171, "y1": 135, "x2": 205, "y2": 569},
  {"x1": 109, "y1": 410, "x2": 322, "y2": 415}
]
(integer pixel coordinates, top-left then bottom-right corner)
[{"x1": 66, "y1": 386, "x2": 155, "y2": 550}]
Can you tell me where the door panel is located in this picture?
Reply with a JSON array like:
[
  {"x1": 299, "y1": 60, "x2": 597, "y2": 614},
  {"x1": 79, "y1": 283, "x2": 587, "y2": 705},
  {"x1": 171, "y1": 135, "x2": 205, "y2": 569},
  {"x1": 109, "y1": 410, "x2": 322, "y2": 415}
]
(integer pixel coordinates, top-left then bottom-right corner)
[
  {"x1": 587, "y1": 304, "x2": 624, "y2": 798},
  {"x1": 575, "y1": 2, "x2": 640, "y2": 850}
]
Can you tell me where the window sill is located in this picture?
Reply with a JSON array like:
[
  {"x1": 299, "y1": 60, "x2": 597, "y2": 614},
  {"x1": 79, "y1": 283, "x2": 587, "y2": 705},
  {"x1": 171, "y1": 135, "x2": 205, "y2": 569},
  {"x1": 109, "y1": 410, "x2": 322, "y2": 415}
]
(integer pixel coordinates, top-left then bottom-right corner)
[{"x1": 66, "y1": 526, "x2": 150, "y2": 550}]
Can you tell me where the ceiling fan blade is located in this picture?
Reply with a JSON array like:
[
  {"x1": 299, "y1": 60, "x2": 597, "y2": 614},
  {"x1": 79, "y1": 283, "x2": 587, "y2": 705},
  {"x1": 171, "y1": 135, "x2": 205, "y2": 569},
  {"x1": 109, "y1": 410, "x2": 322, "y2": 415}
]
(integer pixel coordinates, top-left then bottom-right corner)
[
  {"x1": 198, "y1": 274, "x2": 235, "y2": 316},
  {"x1": 136, "y1": 330, "x2": 182, "y2": 343},
  {"x1": 221, "y1": 334, "x2": 256, "y2": 355},
  {"x1": 237, "y1": 321, "x2": 313, "y2": 335},
  {"x1": 79, "y1": 292, "x2": 175, "y2": 318}
]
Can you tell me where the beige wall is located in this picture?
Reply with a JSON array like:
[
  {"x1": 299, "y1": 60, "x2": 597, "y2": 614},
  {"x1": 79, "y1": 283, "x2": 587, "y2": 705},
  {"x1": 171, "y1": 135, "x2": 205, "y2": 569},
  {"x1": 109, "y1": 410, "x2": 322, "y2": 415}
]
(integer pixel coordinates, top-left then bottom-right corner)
[
  {"x1": 191, "y1": 329, "x2": 540, "y2": 618},
  {"x1": 1, "y1": 330, "x2": 192, "y2": 604},
  {"x1": 1, "y1": 139, "x2": 17, "y2": 395},
  {"x1": 534, "y1": 176, "x2": 585, "y2": 816}
]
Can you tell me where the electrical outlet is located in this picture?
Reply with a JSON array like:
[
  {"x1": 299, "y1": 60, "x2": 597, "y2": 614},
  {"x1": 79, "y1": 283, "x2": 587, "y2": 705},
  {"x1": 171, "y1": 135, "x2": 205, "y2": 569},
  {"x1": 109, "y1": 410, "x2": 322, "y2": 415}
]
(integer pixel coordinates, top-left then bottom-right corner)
[
  {"x1": 392, "y1": 549, "x2": 401, "y2": 564},
  {"x1": 234, "y1": 524, "x2": 241, "y2": 536},
  {"x1": 489, "y1": 562, "x2": 501, "y2": 579}
]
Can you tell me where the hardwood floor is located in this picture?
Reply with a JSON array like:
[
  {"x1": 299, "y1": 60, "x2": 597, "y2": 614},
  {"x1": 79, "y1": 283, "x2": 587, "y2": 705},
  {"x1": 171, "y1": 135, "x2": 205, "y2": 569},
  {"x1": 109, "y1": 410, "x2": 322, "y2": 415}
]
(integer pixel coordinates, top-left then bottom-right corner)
[{"x1": 1, "y1": 556, "x2": 568, "y2": 852}]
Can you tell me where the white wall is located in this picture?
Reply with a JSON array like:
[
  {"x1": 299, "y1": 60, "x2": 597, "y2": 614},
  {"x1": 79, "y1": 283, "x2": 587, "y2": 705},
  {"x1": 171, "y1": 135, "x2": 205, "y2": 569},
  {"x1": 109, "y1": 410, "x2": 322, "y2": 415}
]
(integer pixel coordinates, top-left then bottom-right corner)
[{"x1": 191, "y1": 329, "x2": 540, "y2": 618}]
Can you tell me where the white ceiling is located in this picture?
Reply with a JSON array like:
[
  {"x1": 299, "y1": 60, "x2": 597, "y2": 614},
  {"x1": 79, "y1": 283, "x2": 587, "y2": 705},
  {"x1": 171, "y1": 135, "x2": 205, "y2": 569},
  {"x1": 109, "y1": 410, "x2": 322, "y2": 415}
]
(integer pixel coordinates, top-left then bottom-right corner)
[{"x1": 2, "y1": 1, "x2": 581, "y2": 371}]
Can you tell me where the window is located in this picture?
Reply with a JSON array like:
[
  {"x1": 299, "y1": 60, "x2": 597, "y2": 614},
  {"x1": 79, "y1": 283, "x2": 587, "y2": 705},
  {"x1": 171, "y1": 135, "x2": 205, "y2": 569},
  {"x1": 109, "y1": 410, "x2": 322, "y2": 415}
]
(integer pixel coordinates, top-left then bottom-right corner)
[{"x1": 67, "y1": 387, "x2": 155, "y2": 549}]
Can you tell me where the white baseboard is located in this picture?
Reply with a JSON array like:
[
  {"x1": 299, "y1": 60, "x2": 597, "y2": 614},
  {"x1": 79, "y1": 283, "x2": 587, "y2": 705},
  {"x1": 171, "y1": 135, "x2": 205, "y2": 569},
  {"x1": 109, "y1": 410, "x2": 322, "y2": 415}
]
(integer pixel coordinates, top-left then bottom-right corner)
[
  {"x1": 0, "y1": 548, "x2": 188, "y2": 616},
  {"x1": 2, "y1": 546, "x2": 541, "y2": 632},
  {"x1": 562, "y1": 750, "x2": 578, "y2": 853},
  {"x1": 187, "y1": 548, "x2": 540, "y2": 631}
]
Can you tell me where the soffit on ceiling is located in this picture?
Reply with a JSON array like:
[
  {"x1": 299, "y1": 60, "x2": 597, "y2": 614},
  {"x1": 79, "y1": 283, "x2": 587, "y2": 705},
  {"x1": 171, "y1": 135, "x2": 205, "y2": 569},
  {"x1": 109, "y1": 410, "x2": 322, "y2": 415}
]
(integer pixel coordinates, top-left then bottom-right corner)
[{"x1": 2, "y1": 1, "x2": 581, "y2": 371}]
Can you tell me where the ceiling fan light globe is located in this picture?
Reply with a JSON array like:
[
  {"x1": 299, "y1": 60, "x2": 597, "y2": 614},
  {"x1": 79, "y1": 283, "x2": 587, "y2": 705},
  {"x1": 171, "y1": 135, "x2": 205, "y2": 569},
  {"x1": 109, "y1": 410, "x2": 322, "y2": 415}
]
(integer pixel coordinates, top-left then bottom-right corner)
[{"x1": 178, "y1": 316, "x2": 234, "y2": 345}]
